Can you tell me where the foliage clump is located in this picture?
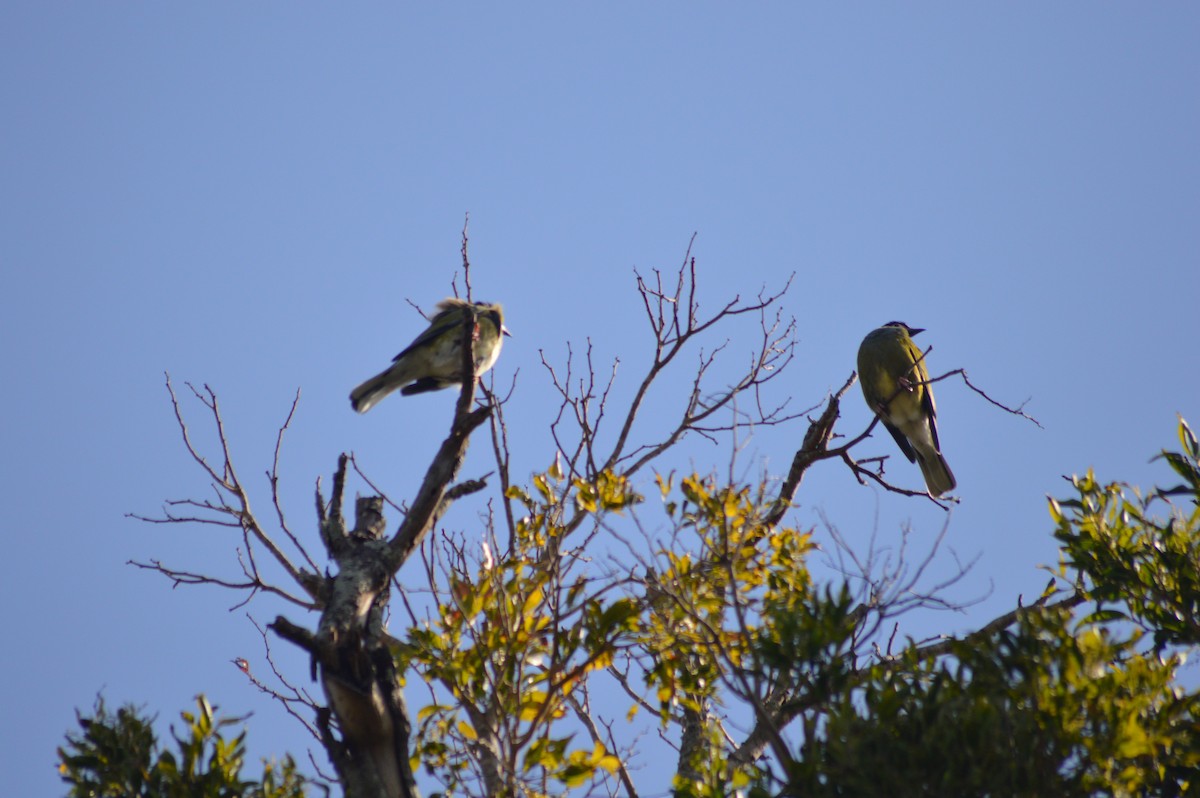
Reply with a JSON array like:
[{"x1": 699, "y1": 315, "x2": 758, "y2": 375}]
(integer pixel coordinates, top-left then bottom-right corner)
[{"x1": 59, "y1": 696, "x2": 307, "y2": 798}]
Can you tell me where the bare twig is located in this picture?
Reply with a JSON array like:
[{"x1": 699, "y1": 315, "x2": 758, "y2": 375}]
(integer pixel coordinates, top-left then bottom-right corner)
[
  {"x1": 460, "y1": 213, "x2": 473, "y2": 301},
  {"x1": 126, "y1": 558, "x2": 315, "y2": 608},
  {"x1": 829, "y1": 362, "x2": 1039, "y2": 504},
  {"x1": 935, "y1": 367, "x2": 1043, "y2": 428},
  {"x1": 900, "y1": 590, "x2": 1085, "y2": 661},
  {"x1": 538, "y1": 241, "x2": 798, "y2": 508},
  {"x1": 232, "y1": 615, "x2": 323, "y2": 741},
  {"x1": 565, "y1": 689, "x2": 640, "y2": 798},
  {"x1": 347, "y1": 453, "x2": 406, "y2": 516},
  {"x1": 131, "y1": 376, "x2": 324, "y2": 605},
  {"x1": 482, "y1": 379, "x2": 519, "y2": 552},
  {"x1": 269, "y1": 388, "x2": 320, "y2": 574}
]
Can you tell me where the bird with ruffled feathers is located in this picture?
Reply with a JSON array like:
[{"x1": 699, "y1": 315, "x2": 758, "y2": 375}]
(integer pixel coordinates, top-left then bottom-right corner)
[{"x1": 350, "y1": 298, "x2": 510, "y2": 414}]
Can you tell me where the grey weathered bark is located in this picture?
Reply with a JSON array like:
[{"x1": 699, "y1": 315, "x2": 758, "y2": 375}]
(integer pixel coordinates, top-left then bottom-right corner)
[{"x1": 271, "y1": 492, "x2": 419, "y2": 798}]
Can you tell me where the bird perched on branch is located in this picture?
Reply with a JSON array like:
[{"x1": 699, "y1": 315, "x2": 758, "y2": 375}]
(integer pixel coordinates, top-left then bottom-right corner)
[
  {"x1": 857, "y1": 321, "x2": 956, "y2": 497},
  {"x1": 350, "y1": 298, "x2": 509, "y2": 414}
]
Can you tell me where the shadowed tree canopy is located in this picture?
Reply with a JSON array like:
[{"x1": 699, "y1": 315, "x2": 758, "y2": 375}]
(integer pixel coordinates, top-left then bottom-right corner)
[{"x1": 59, "y1": 696, "x2": 307, "y2": 798}]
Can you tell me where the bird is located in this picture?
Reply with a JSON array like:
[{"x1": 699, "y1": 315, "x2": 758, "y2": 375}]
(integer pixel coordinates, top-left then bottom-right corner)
[
  {"x1": 350, "y1": 298, "x2": 509, "y2": 413},
  {"x1": 856, "y1": 321, "x2": 956, "y2": 497}
]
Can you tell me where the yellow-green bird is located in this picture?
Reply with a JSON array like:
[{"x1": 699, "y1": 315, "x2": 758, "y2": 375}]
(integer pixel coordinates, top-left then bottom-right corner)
[
  {"x1": 857, "y1": 321, "x2": 956, "y2": 497},
  {"x1": 350, "y1": 298, "x2": 510, "y2": 413}
]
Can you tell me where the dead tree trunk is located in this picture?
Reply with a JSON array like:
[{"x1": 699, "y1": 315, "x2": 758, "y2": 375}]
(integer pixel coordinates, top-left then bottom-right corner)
[{"x1": 271, "y1": 492, "x2": 418, "y2": 798}]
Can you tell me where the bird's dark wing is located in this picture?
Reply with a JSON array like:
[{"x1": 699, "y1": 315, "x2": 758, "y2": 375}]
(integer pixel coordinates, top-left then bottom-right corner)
[
  {"x1": 922, "y1": 386, "x2": 942, "y2": 453},
  {"x1": 400, "y1": 376, "x2": 459, "y2": 395},
  {"x1": 901, "y1": 332, "x2": 943, "y2": 454},
  {"x1": 392, "y1": 307, "x2": 464, "y2": 362},
  {"x1": 882, "y1": 419, "x2": 917, "y2": 463}
]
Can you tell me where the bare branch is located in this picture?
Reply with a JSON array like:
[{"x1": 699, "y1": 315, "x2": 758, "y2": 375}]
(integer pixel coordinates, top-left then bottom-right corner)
[
  {"x1": 269, "y1": 388, "x2": 320, "y2": 574},
  {"x1": 127, "y1": 558, "x2": 315, "y2": 609},
  {"x1": 902, "y1": 590, "x2": 1085, "y2": 661},
  {"x1": 838, "y1": 447, "x2": 956, "y2": 507},
  {"x1": 765, "y1": 373, "x2": 858, "y2": 527},
  {"x1": 437, "y1": 473, "x2": 492, "y2": 520},
  {"x1": 603, "y1": 252, "x2": 795, "y2": 475},
  {"x1": 164, "y1": 374, "x2": 233, "y2": 490},
  {"x1": 347, "y1": 453, "x2": 406, "y2": 516},
  {"x1": 830, "y1": 362, "x2": 1038, "y2": 505},
  {"x1": 460, "y1": 213, "x2": 473, "y2": 301},
  {"x1": 318, "y1": 454, "x2": 350, "y2": 558},
  {"x1": 147, "y1": 375, "x2": 321, "y2": 601},
  {"x1": 231, "y1": 615, "x2": 324, "y2": 742},
  {"x1": 538, "y1": 245, "x2": 798, "y2": 503},
  {"x1": 936, "y1": 367, "x2": 1043, "y2": 428},
  {"x1": 482, "y1": 379, "x2": 519, "y2": 552}
]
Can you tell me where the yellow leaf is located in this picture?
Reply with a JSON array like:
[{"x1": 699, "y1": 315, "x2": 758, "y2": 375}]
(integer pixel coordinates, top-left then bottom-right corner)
[
  {"x1": 457, "y1": 720, "x2": 478, "y2": 741},
  {"x1": 597, "y1": 754, "x2": 620, "y2": 774},
  {"x1": 417, "y1": 703, "x2": 448, "y2": 722},
  {"x1": 575, "y1": 482, "x2": 598, "y2": 513},
  {"x1": 724, "y1": 490, "x2": 741, "y2": 519},
  {"x1": 522, "y1": 586, "x2": 545, "y2": 617},
  {"x1": 586, "y1": 649, "x2": 615, "y2": 672},
  {"x1": 519, "y1": 691, "x2": 549, "y2": 722}
]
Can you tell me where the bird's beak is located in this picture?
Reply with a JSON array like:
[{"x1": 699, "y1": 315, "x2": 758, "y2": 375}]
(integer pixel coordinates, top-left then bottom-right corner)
[
  {"x1": 909, "y1": 327, "x2": 925, "y2": 336},
  {"x1": 502, "y1": 325, "x2": 513, "y2": 338}
]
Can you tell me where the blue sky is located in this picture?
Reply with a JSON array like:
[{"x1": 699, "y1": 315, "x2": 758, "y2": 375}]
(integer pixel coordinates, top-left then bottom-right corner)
[{"x1": 3, "y1": 4, "x2": 1198, "y2": 796}]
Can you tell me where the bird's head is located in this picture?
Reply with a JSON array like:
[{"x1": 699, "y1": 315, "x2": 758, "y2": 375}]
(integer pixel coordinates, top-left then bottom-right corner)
[
  {"x1": 476, "y1": 302, "x2": 511, "y2": 338},
  {"x1": 434, "y1": 298, "x2": 512, "y2": 337},
  {"x1": 883, "y1": 321, "x2": 924, "y2": 337}
]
